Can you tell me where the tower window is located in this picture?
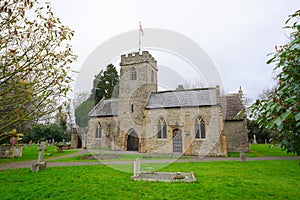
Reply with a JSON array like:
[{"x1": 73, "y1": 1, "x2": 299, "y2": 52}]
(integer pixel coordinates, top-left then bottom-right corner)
[
  {"x1": 151, "y1": 70, "x2": 154, "y2": 82},
  {"x1": 131, "y1": 68, "x2": 137, "y2": 80},
  {"x1": 131, "y1": 104, "x2": 134, "y2": 112}
]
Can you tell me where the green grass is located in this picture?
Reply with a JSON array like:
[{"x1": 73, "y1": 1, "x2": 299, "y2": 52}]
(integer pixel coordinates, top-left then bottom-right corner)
[
  {"x1": 50, "y1": 152, "x2": 191, "y2": 163},
  {"x1": 0, "y1": 160, "x2": 299, "y2": 199},
  {"x1": 51, "y1": 144, "x2": 296, "y2": 163},
  {"x1": 0, "y1": 145, "x2": 79, "y2": 164},
  {"x1": 1, "y1": 144, "x2": 296, "y2": 164},
  {"x1": 50, "y1": 152, "x2": 144, "y2": 162},
  {"x1": 228, "y1": 144, "x2": 297, "y2": 157}
]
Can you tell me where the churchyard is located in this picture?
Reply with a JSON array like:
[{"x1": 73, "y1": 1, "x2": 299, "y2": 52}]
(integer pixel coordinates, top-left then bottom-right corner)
[
  {"x1": 0, "y1": 160, "x2": 299, "y2": 199},
  {"x1": 0, "y1": 145, "x2": 79, "y2": 164},
  {"x1": 1, "y1": 1, "x2": 299, "y2": 199},
  {"x1": 0, "y1": 144, "x2": 299, "y2": 199}
]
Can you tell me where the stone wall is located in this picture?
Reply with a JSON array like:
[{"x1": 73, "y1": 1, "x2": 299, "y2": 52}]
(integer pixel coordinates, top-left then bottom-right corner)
[
  {"x1": 144, "y1": 106, "x2": 226, "y2": 156},
  {"x1": 86, "y1": 116, "x2": 117, "y2": 149},
  {"x1": 224, "y1": 119, "x2": 249, "y2": 152}
]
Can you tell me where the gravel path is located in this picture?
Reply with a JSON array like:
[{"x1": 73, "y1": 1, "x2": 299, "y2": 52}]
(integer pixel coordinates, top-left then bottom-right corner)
[{"x1": 0, "y1": 149, "x2": 299, "y2": 171}]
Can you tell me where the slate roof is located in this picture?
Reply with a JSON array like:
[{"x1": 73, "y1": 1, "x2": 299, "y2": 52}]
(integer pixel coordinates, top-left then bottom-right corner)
[
  {"x1": 146, "y1": 88, "x2": 217, "y2": 109},
  {"x1": 89, "y1": 98, "x2": 119, "y2": 117},
  {"x1": 225, "y1": 94, "x2": 245, "y2": 121},
  {"x1": 89, "y1": 89, "x2": 245, "y2": 120}
]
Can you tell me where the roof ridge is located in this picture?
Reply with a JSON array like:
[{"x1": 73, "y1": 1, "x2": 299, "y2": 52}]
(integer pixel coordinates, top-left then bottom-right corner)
[{"x1": 153, "y1": 87, "x2": 216, "y2": 94}]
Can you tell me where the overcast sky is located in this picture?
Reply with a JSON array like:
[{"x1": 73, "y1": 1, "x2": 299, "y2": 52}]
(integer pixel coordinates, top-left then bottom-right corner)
[{"x1": 47, "y1": 0, "x2": 299, "y2": 102}]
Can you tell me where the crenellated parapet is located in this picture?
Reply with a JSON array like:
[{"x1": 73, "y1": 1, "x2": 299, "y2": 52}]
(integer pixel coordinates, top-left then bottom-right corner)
[{"x1": 120, "y1": 51, "x2": 157, "y2": 66}]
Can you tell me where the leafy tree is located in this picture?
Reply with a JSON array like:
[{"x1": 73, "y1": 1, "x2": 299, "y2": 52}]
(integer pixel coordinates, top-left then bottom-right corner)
[
  {"x1": 250, "y1": 10, "x2": 300, "y2": 155},
  {"x1": 0, "y1": 0, "x2": 76, "y2": 140},
  {"x1": 247, "y1": 88, "x2": 278, "y2": 144},
  {"x1": 74, "y1": 64, "x2": 119, "y2": 127},
  {"x1": 90, "y1": 64, "x2": 119, "y2": 104}
]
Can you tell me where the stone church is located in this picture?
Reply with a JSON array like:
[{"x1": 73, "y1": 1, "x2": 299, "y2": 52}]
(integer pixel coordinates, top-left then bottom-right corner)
[{"x1": 82, "y1": 51, "x2": 248, "y2": 156}]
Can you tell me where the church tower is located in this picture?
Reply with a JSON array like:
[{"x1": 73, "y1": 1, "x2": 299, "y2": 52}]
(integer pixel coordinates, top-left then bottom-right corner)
[{"x1": 117, "y1": 51, "x2": 158, "y2": 151}]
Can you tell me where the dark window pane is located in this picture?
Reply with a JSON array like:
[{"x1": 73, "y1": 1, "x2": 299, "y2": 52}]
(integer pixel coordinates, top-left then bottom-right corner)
[
  {"x1": 158, "y1": 123, "x2": 161, "y2": 138},
  {"x1": 95, "y1": 126, "x2": 98, "y2": 138},
  {"x1": 201, "y1": 121, "x2": 206, "y2": 139},
  {"x1": 163, "y1": 121, "x2": 167, "y2": 138},
  {"x1": 195, "y1": 120, "x2": 200, "y2": 138}
]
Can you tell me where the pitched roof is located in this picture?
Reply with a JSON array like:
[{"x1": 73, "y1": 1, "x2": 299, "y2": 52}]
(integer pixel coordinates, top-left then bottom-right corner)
[
  {"x1": 89, "y1": 89, "x2": 245, "y2": 120},
  {"x1": 146, "y1": 88, "x2": 217, "y2": 109},
  {"x1": 89, "y1": 98, "x2": 119, "y2": 117},
  {"x1": 225, "y1": 94, "x2": 245, "y2": 121}
]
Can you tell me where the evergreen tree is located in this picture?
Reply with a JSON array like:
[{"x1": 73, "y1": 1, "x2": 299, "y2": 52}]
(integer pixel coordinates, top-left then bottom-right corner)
[
  {"x1": 75, "y1": 64, "x2": 119, "y2": 127},
  {"x1": 90, "y1": 64, "x2": 119, "y2": 104}
]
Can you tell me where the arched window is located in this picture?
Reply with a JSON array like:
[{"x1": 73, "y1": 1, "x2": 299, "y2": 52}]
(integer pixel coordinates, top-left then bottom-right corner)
[
  {"x1": 158, "y1": 118, "x2": 167, "y2": 139},
  {"x1": 195, "y1": 117, "x2": 206, "y2": 139},
  {"x1": 131, "y1": 68, "x2": 137, "y2": 80},
  {"x1": 96, "y1": 123, "x2": 102, "y2": 138}
]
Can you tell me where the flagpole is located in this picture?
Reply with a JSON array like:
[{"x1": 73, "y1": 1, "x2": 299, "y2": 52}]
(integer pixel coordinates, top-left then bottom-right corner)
[{"x1": 138, "y1": 21, "x2": 141, "y2": 53}]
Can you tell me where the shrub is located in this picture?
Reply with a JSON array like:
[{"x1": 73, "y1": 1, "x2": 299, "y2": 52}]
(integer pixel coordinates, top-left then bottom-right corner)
[{"x1": 23, "y1": 124, "x2": 70, "y2": 143}]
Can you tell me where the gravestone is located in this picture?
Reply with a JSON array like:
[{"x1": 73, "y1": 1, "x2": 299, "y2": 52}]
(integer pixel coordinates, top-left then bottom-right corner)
[
  {"x1": 131, "y1": 158, "x2": 197, "y2": 182},
  {"x1": 240, "y1": 152, "x2": 246, "y2": 162},
  {"x1": 252, "y1": 134, "x2": 257, "y2": 144},
  {"x1": 31, "y1": 142, "x2": 47, "y2": 172},
  {"x1": 133, "y1": 158, "x2": 141, "y2": 177}
]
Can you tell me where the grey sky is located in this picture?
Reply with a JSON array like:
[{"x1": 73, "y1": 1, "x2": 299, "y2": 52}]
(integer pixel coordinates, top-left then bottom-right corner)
[{"x1": 47, "y1": 0, "x2": 299, "y2": 101}]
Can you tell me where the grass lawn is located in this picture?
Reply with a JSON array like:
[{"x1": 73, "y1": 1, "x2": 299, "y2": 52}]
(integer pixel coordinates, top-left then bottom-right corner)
[
  {"x1": 1, "y1": 144, "x2": 296, "y2": 164},
  {"x1": 50, "y1": 144, "x2": 296, "y2": 163},
  {"x1": 50, "y1": 152, "x2": 145, "y2": 162},
  {"x1": 0, "y1": 145, "x2": 79, "y2": 164},
  {"x1": 0, "y1": 160, "x2": 299, "y2": 199},
  {"x1": 228, "y1": 144, "x2": 297, "y2": 157},
  {"x1": 50, "y1": 152, "x2": 192, "y2": 163}
]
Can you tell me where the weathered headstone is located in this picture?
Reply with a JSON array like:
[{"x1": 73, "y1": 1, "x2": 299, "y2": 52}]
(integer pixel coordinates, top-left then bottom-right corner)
[
  {"x1": 133, "y1": 158, "x2": 141, "y2": 177},
  {"x1": 13, "y1": 147, "x2": 23, "y2": 157},
  {"x1": 31, "y1": 142, "x2": 47, "y2": 172},
  {"x1": 240, "y1": 152, "x2": 246, "y2": 162}
]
